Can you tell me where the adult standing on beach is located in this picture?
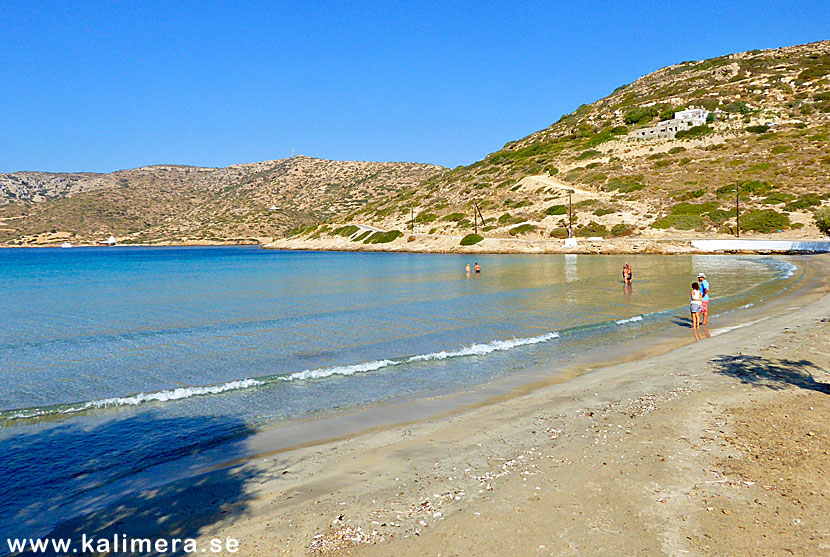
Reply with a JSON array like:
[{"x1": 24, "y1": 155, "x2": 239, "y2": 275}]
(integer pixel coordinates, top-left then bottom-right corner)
[
  {"x1": 690, "y1": 282, "x2": 703, "y2": 329},
  {"x1": 698, "y1": 273, "x2": 710, "y2": 325}
]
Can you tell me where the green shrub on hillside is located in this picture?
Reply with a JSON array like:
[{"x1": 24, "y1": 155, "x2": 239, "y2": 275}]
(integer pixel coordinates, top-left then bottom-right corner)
[
  {"x1": 364, "y1": 230, "x2": 403, "y2": 244},
  {"x1": 659, "y1": 106, "x2": 683, "y2": 121},
  {"x1": 460, "y1": 233, "x2": 483, "y2": 246},
  {"x1": 498, "y1": 212, "x2": 525, "y2": 225},
  {"x1": 673, "y1": 189, "x2": 706, "y2": 201},
  {"x1": 675, "y1": 125, "x2": 714, "y2": 139},
  {"x1": 611, "y1": 223, "x2": 635, "y2": 237},
  {"x1": 770, "y1": 144, "x2": 792, "y2": 154},
  {"x1": 741, "y1": 180, "x2": 775, "y2": 195},
  {"x1": 740, "y1": 210, "x2": 790, "y2": 233},
  {"x1": 442, "y1": 212, "x2": 466, "y2": 222},
  {"x1": 668, "y1": 146, "x2": 687, "y2": 154},
  {"x1": 785, "y1": 193, "x2": 821, "y2": 211},
  {"x1": 814, "y1": 208, "x2": 830, "y2": 236},
  {"x1": 509, "y1": 224, "x2": 536, "y2": 236},
  {"x1": 575, "y1": 149, "x2": 602, "y2": 160},
  {"x1": 575, "y1": 221, "x2": 609, "y2": 237},
  {"x1": 416, "y1": 212, "x2": 437, "y2": 224},
  {"x1": 624, "y1": 106, "x2": 659, "y2": 125},
  {"x1": 549, "y1": 227, "x2": 569, "y2": 239},
  {"x1": 797, "y1": 54, "x2": 830, "y2": 82},
  {"x1": 670, "y1": 201, "x2": 719, "y2": 215},
  {"x1": 604, "y1": 176, "x2": 646, "y2": 193},
  {"x1": 594, "y1": 208, "x2": 616, "y2": 216},
  {"x1": 584, "y1": 126, "x2": 628, "y2": 148},
  {"x1": 746, "y1": 125, "x2": 770, "y2": 134},
  {"x1": 707, "y1": 208, "x2": 737, "y2": 224},
  {"x1": 722, "y1": 101, "x2": 751, "y2": 114},
  {"x1": 352, "y1": 230, "x2": 371, "y2": 242},
  {"x1": 651, "y1": 214, "x2": 703, "y2": 230},
  {"x1": 331, "y1": 225, "x2": 359, "y2": 237},
  {"x1": 762, "y1": 192, "x2": 796, "y2": 205},
  {"x1": 717, "y1": 180, "x2": 774, "y2": 199},
  {"x1": 545, "y1": 205, "x2": 567, "y2": 216}
]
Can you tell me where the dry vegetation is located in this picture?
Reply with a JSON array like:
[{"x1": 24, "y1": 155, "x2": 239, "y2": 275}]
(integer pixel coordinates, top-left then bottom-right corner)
[
  {"x1": 0, "y1": 158, "x2": 443, "y2": 245},
  {"x1": 5, "y1": 41, "x2": 830, "y2": 247},
  {"x1": 309, "y1": 40, "x2": 830, "y2": 243}
]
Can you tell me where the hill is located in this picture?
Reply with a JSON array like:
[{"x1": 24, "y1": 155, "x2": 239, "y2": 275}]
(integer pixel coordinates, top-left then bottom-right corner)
[
  {"x1": 0, "y1": 157, "x2": 444, "y2": 245},
  {"x1": 300, "y1": 40, "x2": 830, "y2": 247}
]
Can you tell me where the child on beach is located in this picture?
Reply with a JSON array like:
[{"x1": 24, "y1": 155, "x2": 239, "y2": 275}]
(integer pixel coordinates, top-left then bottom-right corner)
[
  {"x1": 690, "y1": 282, "x2": 703, "y2": 329},
  {"x1": 698, "y1": 273, "x2": 710, "y2": 325}
]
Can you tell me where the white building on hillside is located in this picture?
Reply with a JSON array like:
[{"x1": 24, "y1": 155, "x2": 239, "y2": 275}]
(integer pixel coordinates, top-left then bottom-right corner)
[{"x1": 633, "y1": 108, "x2": 710, "y2": 140}]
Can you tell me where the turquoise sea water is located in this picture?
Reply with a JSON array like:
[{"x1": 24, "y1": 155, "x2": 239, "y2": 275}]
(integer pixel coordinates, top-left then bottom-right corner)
[{"x1": 0, "y1": 247, "x2": 796, "y2": 539}]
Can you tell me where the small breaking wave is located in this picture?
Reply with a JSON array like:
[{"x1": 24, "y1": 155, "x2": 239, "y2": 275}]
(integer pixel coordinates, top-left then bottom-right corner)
[
  {"x1": 1, "y1": 331, "x2": 561, "y2": 422},
  {"x1": 615, "y1": 315, "x2": 643, "y2": 325},
  {"x1": 407, "y1": 332, "x2": 559, "y2": 362}
]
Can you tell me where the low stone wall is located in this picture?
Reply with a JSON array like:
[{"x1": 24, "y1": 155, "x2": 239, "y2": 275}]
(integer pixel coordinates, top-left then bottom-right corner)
[{"x1": 691, "y1": 239, "x2": 830, "y2": 253}]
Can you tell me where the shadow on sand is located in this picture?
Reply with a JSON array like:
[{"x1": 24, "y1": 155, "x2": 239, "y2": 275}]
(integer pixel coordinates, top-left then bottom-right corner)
[
  {"x1": 0, "y1": 413, "x2": 287, "y2": 556},
  {"x1": 709, "y1": 354, "x2": 830, "y2": 394},
  {"x1": 671, "y1": 316, "x2": 692, "y2": 328}
]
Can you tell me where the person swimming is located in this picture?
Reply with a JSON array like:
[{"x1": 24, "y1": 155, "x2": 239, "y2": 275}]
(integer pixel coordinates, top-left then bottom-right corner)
[{"x1": 474, "y1": 262, "x2": 481, "y2": 274}]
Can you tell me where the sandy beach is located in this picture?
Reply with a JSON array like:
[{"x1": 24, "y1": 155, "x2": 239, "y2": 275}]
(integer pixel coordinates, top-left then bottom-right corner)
[
  {"x1": 263, "y1": 234, "x2": 830, "y2": 256},
  {"x1": 32, "y1": 255, "x2": 829, "y2": 557}
]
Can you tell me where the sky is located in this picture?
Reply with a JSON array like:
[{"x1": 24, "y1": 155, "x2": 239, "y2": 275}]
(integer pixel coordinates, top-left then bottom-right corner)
[{"x1": 1, "y1": 1, "x2": 828, "y2": 173}]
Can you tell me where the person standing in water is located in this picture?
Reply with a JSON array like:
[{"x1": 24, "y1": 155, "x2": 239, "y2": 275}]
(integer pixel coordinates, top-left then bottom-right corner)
[
  {"x1": 622, "y1": 263, "x2": 632, "y2": 284},
  {"x1": 465, "y1": 263, "x2": 471, "y2": 274},
  {"x1": 698, "y1": 273, "x2": 710, "y2": 325},
  {"x1": 474, "y1": 262, "x2": 481, "y2": 274},
  {"x1": 690, "y1": 282, "x2": 703, "y2": 329}
]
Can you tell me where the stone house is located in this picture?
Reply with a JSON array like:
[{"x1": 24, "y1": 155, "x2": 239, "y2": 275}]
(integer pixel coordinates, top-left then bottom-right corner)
[{"x1": 632, "y1": 108, "x2": 710, "y2": 140}]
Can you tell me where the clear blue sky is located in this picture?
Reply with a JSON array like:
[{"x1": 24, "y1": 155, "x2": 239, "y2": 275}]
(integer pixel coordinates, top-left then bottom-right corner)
[{"x1": 1, "y1": 1, "x2": 827, "y2": 173}]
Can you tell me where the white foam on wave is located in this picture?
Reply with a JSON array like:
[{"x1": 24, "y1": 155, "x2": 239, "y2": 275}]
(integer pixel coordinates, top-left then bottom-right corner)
[
  {"x1": 408, "y1": 332, "x2": 560, "y2": 362},
  {"x1": 4, "y1": 332, "x2": 562, "y2": 420},
  {"x1": 615, "y1": 315, "x2": 643, "y2": 325},
  {"x1": 276, "y1": 331, "x2": 561, "y2": 382},
  {"x1": 278, "y1": 359, "x2": 398, "y2": 382},
  {"x1": 78, "y1": 378, "x2": 264, "y2": 411},
  {"x1": 780, "y1": 261, "x2": 797, "y2": 278},
  {"x1": 3, "y1": 378, "x2": 264, "y2": 420}
]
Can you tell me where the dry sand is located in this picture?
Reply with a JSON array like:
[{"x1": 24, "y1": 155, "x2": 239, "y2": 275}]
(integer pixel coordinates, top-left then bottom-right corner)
[{"x1": 37, "y1": 256, "x2": 830, "y2": 556}]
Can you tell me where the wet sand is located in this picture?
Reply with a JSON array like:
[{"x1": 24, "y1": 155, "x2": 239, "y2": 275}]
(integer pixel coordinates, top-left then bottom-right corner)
[{"x1": 34, "y1": 256, "x2": 829, "y2": 556}]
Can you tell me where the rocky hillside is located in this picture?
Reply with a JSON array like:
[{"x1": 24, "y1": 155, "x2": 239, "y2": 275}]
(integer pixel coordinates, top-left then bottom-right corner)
[
  {"x1": 0, "y1": 157, "x2": 444, "y2": 245},
  {"x1": 311, "y1": 40, "x2": 830, "y2": 243}
]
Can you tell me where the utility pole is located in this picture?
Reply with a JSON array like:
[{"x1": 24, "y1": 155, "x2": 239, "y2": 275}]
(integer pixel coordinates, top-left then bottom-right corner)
[
  {"x1": 736, "y1": 186, "x2": 741, "y2": 238},
  {"x1": 474, "y1": 200, "x2": 485, "y2": 232},
  {"x1": 568, "y1": 191, "x2": 574, "y2": 238},
  {"x1": 473, "y1": 204, "x2": 478, "y2": 235}
]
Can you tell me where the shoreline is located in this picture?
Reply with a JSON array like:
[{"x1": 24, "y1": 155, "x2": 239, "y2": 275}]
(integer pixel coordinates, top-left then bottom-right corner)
[
  {"x1": 27, "y1": 254, "x2": 830, "y2": 555},
  {"x1": 2, "y1": 234, "x2": 829, "y2": 255},
  {"x1": 264, "y1": 233, "x2": 830, "y2": 255}
]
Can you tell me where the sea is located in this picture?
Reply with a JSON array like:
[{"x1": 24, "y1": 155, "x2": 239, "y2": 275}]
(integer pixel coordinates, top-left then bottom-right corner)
[{"x1": 0, "y1": 246, "x2": 798, "y2": 539}]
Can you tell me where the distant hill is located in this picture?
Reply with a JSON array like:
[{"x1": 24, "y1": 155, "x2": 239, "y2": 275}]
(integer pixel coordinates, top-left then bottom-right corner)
[
  {"x1": 0, "y1": 157, "x2": 444, "y2": 245},
  {"x1": 316, "y1": 40, "x2": 830, "y2": 241}
]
